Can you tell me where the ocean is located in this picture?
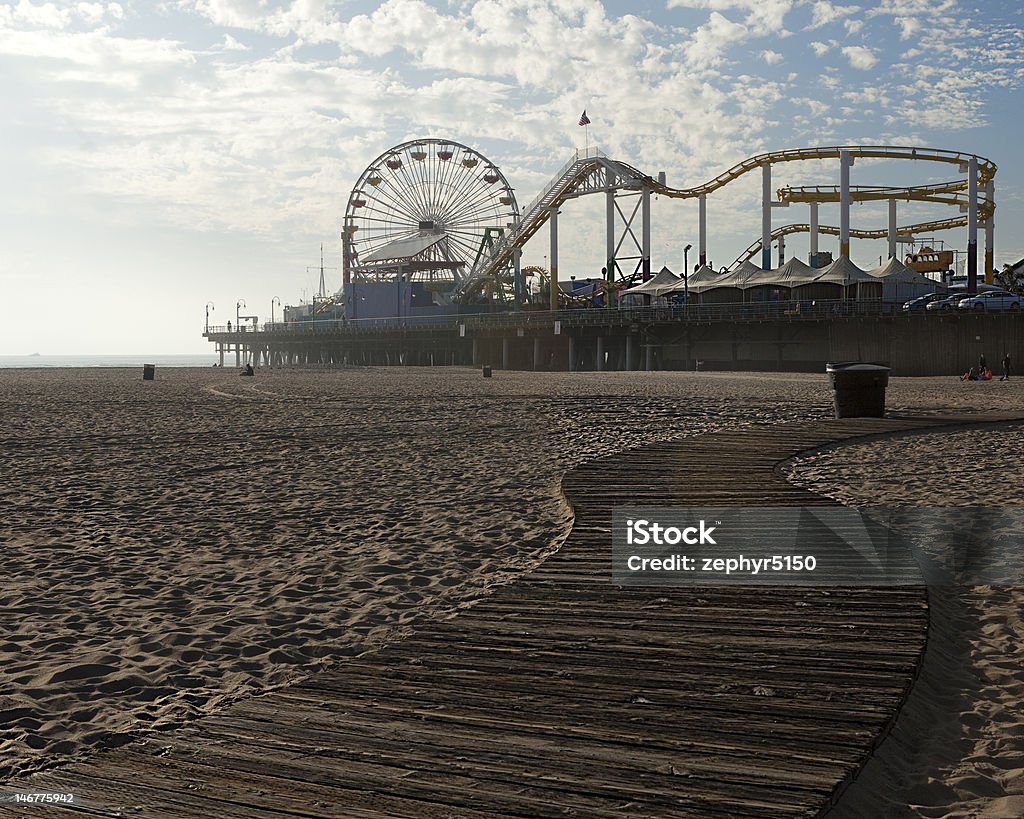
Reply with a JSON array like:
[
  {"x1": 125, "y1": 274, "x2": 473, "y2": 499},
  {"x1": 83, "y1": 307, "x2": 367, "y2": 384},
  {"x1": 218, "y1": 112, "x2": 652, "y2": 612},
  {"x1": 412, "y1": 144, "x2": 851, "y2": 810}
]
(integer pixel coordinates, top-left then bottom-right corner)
[{"x1": 0, "y1": 355, "x2": 218, "y2": 368}]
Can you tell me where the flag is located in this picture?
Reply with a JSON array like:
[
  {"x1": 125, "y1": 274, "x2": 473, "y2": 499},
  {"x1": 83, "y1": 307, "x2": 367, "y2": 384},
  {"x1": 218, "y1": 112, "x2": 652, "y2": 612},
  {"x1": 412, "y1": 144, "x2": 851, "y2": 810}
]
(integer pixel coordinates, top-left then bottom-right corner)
[{"x1": 578, "y1": 110, "x2": 591, "y2": 126}]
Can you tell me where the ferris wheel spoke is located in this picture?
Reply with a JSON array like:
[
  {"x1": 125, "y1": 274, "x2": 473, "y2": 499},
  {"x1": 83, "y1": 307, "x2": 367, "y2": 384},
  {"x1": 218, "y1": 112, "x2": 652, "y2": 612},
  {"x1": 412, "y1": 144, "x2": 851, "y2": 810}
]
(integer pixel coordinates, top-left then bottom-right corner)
[{"x1": 345, "y1": 138, "x2": 519, "y2": 287}]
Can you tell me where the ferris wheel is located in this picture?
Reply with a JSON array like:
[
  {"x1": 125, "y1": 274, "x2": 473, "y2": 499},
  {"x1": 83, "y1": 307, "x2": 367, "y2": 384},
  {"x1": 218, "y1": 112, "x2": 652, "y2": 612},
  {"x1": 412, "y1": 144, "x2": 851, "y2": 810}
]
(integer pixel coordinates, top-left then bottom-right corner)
[{"x1": 343, "y1": 139, "x2": 519, "y2": 287}]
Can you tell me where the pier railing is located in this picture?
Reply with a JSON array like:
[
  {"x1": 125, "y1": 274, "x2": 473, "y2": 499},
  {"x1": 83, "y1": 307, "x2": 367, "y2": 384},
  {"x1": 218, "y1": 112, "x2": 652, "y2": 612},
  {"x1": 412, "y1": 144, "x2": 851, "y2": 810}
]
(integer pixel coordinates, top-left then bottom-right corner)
[{"x1": 205, "y1": 299, "x2": 921, "y2": 337}]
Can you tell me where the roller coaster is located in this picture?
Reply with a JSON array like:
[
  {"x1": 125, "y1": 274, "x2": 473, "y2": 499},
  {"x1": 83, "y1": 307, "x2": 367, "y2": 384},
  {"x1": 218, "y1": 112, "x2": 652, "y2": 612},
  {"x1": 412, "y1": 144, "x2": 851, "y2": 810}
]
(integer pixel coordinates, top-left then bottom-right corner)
[{"x1": 342, "y1": 142, "x2": 996, "y2": 308}]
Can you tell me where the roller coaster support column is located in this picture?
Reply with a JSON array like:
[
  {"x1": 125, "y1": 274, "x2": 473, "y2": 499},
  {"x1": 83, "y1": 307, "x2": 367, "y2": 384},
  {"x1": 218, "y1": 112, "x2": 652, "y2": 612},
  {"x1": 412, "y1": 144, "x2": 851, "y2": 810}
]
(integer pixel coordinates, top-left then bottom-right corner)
[
  {"x1": 761, "y1": 163, "x2": 771, "y2": 270},
  {"x1": 840, "y1": 150, "x2": 852, "y2": 258},
  {"x1": 698, "y1": 193, "x2": 707, "y2": 267},
  {"x1": 641, "y1": 185, "x2": 652, "y2": 281},
  {"x1": 888, "y1": 199, "x2": 897, "y2": 261},
  {"x1": 549, "y1": 207, "x2": 560, "y2": 311},
  {"x1": 606, "y1": 168, "x2": 616, "y2": 303},
  {"x1": 512, "y1": 246, "x2": 522, "y2": 311},
  {"x1": 984, "y1": 177, "x2": 994, "y2": 285},
  {"x1": 809, "y1": 202, "x2": 819, "y2": 267},
  {"x1": 967, "y1": 154, "x2": 978, "y2": 294}
]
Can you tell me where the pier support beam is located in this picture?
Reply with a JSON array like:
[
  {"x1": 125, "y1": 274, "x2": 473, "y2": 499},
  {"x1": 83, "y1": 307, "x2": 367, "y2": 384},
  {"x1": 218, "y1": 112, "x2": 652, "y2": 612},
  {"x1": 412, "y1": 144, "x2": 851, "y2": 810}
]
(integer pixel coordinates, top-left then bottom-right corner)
[
  {"x1": 235, "y1": 342, "x2": 240, "y2": 368},
  {"x1": 534, "y1": 337, "x2": 542, "y2": 370},
  {"x1": 968, "y1": 154, "x2": 978, "y2": 294},
  {"x1": 502, "y1": 338, "x2": 510, "y2": 370},
  {"x1": 809, "y1": 202, "x2": 819, "y2": 267},
  {"x1": 839, "y1": 150, "x2": 852, "y2": 258},
  {"x1": 698, "y1": 193, "x2": 707, "y2": 267},
  {"x1": 761, "y1": 162, "x2": 772, "y2": 270},
  {"x1": 567, "y1": 335, "x2": 576, "y2": 372},
  {"x1": 218, "y1": 343, "x2": 224, "y2": 368},
  {"x1": 596, "y1": 335, "x2": 604, "y2": 372},
  {"x1": 472, "y1": 339, "x2": 479, "y2": 366},
  {"x1": 549, "y1": 207, "x2": 560, "y2": 311},
  {"x1": 984, "y1": 177, "x2": 994, "y2": 285},
  {"x1": 888, "y1": 199, "x2": 897, "y2": 261},
  {"x1": 625, "y1": 334, "x2": 635, "y2": 371}
]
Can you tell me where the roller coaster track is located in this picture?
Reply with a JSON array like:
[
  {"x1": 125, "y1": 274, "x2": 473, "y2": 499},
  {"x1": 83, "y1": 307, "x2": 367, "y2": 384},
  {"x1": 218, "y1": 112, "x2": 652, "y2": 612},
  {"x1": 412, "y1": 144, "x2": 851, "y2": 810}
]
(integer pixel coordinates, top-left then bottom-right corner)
[
  {"x1": 457, "y1": 145, "x2": 996, "y2": 298},
  {"x1": 728, "y1": 216, "x2": 972, "y2": 269},
  {"x1": 777, "y1": 182, "x2": 994, "y2": 218}
]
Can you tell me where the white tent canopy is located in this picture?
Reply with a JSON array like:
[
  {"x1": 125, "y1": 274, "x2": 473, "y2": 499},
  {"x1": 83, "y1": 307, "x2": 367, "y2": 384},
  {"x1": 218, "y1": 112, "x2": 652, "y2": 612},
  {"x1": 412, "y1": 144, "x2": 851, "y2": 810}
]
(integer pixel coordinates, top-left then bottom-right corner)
[
  {"x1": 816, "y1": 256, "x2": 876, "y2": 285},
  {"x1": 621, "y1": 266, "x2": 682, "y2": 298},
  {"x1": 868, "y1": 256, "x2": 943, "y2": 303}
]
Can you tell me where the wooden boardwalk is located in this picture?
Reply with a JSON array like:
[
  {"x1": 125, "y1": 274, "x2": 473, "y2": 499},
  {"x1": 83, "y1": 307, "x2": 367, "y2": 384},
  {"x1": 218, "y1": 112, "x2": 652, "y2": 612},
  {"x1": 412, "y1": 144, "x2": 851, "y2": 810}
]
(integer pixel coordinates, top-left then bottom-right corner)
[{"x1": 8, "y1": 413, "x2": 1020, "y2": 818}]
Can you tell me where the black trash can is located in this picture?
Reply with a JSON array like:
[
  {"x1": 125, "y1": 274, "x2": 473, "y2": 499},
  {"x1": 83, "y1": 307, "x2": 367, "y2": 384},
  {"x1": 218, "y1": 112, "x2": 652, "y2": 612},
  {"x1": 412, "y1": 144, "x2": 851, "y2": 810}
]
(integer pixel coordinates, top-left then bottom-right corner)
[
  {"x1": 143, "y1": 363, "x2": 155, "y2": 381},
  {"x1": 482, "y1": 365, "x2": 492, "y2": 378},
  {"x1": 826, "y1": 362, "x2": 890, "y2": 418}
]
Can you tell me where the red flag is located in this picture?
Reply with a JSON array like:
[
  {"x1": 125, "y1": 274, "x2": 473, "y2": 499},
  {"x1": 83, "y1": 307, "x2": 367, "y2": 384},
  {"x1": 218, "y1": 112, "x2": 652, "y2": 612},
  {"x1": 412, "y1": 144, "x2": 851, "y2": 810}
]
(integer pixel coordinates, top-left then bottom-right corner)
[{"x1": 578, "y1": 110, "x2": 591, "y2": 126}]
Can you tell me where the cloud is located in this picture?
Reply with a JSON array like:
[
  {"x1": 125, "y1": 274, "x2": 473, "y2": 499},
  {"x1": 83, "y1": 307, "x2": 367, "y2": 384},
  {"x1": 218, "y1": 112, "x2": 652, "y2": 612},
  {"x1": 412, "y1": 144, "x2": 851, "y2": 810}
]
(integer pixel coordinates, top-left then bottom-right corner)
[
  {"x1": 684, "y1": 11, "x2": 751, "y2": 69},
  {"x1": 218, "y1": 33, "x2": 249, "y2": 51},
  {"x1": 761, "y1": 49, "x2": 783, "y2": 65},
  {"x1": 809, "y1": 1, "x2": 859, "y2": 29},
  {"x1": 841, "y1": 45, "x2": 878, "y2": 70},
  {"x1": 809, "y1": 40, "x2": 830, "y2": 56}
]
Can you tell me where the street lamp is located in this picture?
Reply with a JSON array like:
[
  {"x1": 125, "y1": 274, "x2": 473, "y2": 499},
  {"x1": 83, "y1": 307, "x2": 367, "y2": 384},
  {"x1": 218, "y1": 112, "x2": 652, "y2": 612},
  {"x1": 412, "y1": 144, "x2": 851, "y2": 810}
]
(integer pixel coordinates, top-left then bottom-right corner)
[
  {"x1": 684, "y1": 244, "x2": 693, "y2": 302},
  {"x1": 271, "y1": 296, "x2": 281, "y2": 326},
  {"x1": 205, "y1": 301, "x2": 214, "y2": 333},
  {"x1": 236, "y1": 298, "x2": 245, "y2": 332}
]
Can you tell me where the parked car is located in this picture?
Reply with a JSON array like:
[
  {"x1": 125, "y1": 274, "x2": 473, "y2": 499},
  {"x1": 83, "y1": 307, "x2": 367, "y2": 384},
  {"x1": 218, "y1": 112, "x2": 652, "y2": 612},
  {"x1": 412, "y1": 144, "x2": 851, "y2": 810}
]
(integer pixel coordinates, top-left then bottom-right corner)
[
  {"x1": 903, "y1": 292, "x2": 947, "y2": 312},
  {"x1": 926, "y1": 293, "x2": 965, "y2": 311},
  {"x1": 956, "y1": 290, "x2": 1021, "y2": 311}
]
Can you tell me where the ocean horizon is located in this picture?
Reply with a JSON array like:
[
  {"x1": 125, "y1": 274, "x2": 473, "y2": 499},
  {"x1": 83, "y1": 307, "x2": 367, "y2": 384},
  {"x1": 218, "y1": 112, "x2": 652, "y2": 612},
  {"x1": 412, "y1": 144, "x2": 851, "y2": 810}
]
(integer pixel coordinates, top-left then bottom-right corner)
[{"x1": 0, "y1": 354, "x2": 218, "y2": 368}]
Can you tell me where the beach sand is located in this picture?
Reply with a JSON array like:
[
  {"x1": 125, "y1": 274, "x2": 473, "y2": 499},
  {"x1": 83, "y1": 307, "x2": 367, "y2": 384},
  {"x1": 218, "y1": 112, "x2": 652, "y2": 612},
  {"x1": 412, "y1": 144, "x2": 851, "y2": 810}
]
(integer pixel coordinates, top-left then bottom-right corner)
[
  {"x1": 0, "y1": 366, "x2": 1021, "y2": 813},
  {"x1": 786, "y1": 425, "x2": 1024, "y2": 818}
]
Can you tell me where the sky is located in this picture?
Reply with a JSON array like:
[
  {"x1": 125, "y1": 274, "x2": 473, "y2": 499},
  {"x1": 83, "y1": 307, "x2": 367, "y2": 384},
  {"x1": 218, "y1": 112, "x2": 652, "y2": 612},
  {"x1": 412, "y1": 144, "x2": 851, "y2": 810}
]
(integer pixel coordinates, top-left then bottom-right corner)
[{"x1": 1, "y1": 0, "x2": 1022, "y2": 354}]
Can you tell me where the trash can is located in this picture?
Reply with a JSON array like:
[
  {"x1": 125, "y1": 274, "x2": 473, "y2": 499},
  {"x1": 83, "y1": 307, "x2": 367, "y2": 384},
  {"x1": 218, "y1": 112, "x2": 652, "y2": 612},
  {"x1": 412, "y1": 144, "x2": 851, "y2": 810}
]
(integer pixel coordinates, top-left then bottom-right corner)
[
  {"x1": 826, "y1": 362, "x2": 890, "y2": 418},
  {"x1": 143, "y1": 363, "x2": 155, "y2": 381},
  {"x1": 482, "y1": 365, "x2": 492, "y2": 378}
]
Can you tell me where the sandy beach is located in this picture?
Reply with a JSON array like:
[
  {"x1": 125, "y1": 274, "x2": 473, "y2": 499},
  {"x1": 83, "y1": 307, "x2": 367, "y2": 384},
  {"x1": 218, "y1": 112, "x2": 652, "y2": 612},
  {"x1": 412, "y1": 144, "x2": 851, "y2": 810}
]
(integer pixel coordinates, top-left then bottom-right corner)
[
  {"x1": 786, "y1": 425, "x2": 1024, "y2": 818},
  {"x1": 0, "y1": 366, "x2": 1021, "y2": 815}
]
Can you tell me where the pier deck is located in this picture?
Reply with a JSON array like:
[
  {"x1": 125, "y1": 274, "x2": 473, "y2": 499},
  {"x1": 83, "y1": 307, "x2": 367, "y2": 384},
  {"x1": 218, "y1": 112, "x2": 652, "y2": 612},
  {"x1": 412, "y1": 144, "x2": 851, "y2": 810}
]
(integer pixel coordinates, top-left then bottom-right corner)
[{"x1": 10, "y1": 413, "x2": 1020, "y2": 817}]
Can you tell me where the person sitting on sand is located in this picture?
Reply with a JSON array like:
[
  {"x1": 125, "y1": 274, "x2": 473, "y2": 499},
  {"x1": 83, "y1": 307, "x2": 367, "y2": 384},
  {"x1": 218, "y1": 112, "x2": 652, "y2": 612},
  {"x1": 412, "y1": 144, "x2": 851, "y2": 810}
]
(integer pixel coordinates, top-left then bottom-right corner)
[
  {"x1": 241, "y1": 363, "x2": 254, "y2": 376},
  {"x1": 961, "y1": 367, "x2": 980, "y2": 382}
]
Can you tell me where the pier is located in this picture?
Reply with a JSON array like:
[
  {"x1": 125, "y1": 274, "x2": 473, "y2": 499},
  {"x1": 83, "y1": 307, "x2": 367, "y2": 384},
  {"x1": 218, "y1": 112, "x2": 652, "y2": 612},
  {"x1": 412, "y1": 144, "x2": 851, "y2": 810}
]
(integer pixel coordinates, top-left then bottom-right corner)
[{"x1": 205, "y1": 303, "x2": 1024, "y2": 376}]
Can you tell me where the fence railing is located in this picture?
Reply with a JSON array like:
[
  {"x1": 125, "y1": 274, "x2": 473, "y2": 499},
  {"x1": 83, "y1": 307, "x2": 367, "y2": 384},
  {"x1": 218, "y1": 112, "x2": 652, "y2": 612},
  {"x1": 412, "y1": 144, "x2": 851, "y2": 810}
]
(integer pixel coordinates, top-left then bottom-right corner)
[{"x1": 204, "y1": 299, "x2": 946, "y2": 337}]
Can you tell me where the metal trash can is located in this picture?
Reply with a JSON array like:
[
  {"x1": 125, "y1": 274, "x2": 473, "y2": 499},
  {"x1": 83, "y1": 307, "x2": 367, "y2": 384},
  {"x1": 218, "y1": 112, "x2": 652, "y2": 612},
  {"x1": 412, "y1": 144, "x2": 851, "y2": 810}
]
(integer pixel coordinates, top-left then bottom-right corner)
[
  {"x1": 143, "y1": 363, "x2": 155, "y2": 381},
  {"x1": 482, "y1": 365, "x2": 492, "y2": 378},
  {"x1": 826, "y1": 362, "x2": 890, "y2": 418}
]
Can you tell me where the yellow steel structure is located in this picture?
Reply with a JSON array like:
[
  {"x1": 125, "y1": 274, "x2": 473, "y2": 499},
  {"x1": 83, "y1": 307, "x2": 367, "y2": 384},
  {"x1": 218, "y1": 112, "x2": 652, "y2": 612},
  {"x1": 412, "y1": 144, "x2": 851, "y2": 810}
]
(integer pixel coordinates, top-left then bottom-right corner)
[{"x1": 457, "y1": 145, "x2": 996, "y2": 299}]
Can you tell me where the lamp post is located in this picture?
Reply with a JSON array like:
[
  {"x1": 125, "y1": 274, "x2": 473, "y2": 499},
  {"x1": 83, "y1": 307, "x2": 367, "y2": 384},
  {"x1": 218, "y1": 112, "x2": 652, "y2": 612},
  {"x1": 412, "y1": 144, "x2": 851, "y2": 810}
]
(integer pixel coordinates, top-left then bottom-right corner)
[
  {"x1": 684, "y1": 244, "x2": 692, "y2": 302},
  {"x1": 271, "y1": 296, "x2": 280, "y2": 326},
  {"x1": 236, "y1": 299, "x2": 245, "y2": 332},
  {"x1": 205, "y1": 301, "x2": 214, "y2": 332}
]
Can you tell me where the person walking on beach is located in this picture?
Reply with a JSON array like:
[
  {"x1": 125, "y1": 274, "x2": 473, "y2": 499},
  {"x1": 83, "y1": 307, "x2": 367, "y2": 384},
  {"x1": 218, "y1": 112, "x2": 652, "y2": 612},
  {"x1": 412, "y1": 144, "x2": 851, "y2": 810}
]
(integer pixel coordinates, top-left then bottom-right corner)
[
  {"x1": 1001, "y1": 353, "x2": 1011, "y2": 381},
  {"x1": 979, "y1": 353, "x2": 987, "y2": 373}
]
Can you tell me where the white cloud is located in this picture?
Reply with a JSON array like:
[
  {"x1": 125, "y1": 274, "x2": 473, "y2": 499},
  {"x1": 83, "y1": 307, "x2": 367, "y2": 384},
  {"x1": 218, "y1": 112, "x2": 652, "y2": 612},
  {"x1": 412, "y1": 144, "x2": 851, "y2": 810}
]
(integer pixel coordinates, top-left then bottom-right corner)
[
  {"x1": 219, "y1": 33, "x2": 249, "y2": 51},
  {"x1": 809, "y1": 40, "x2": 830, "y2": 56},
  {"x1": 761, "y1": 49, "x2": 783, "y2": 65},
  {"x1": 809, "y1": 1, "x2": 859, "y2": 29},
  {"x1": 684, "y1": 11, "x2": 750, "y2": 68},
  {"x1": 841, "y1": 44, "x2": 878, "y2": 70}
]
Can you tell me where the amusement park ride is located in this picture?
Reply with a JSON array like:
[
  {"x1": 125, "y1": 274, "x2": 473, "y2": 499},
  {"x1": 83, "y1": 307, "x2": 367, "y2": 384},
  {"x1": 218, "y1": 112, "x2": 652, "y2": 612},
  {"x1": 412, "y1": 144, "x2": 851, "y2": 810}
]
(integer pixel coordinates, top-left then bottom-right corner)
[{"x1": 339, "y1": 139, "x2": 996, "y2": 316}]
